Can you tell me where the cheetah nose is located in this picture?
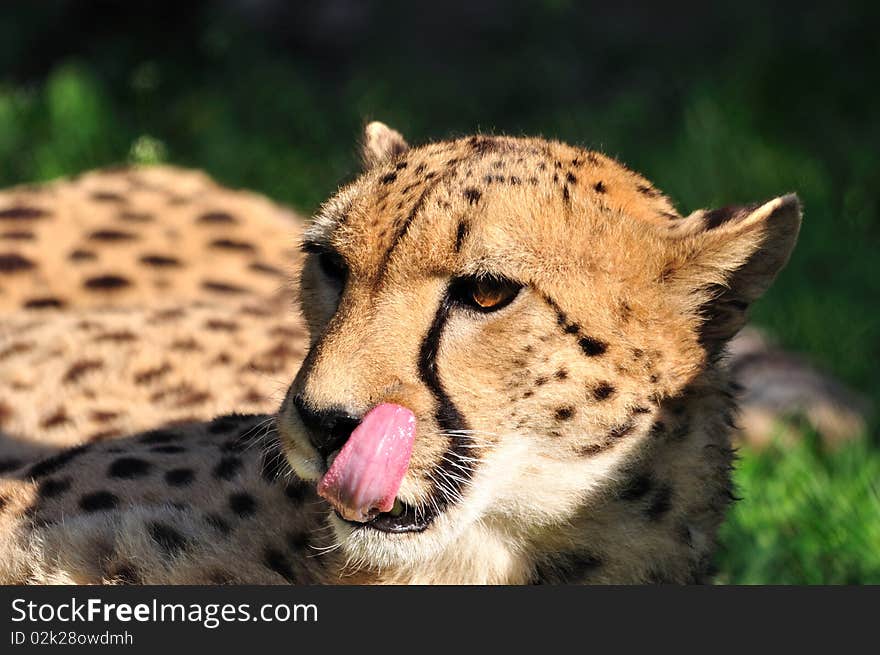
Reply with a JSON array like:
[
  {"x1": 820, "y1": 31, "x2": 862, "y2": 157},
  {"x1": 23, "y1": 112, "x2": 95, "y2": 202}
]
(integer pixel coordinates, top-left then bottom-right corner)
[{"x1": 292, "y1": 395, "x2": 361, "y2": 460}]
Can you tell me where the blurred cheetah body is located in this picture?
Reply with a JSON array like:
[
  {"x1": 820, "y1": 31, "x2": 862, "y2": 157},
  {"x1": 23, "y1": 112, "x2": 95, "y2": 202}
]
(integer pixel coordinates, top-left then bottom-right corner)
[{"x1": 0, "y1": 166, "x2": 308, "y2": 445}]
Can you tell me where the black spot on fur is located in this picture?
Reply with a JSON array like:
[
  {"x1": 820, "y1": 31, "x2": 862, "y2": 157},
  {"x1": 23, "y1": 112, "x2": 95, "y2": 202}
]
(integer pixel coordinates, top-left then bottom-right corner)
[
  {"x1": 249, "y1": 261, "x2": 284, "y2": 276},
  {"x1": 79, "y1": 491, "x2": 119, "y2": 512},
  {"x1": 197, "y1": 211, "x2": 237, "y2": 225},
  {"x1": 645, "y1": 484, "x2": 673, "y2": 521},
  {"x1": 468, "y1": 135, "x2": 498, "y2": 153},
  {"x1": 165, "y1": 468, "x2": 195, "y2": 486},
  {"x1": 139, "y1": 254, "x2": 180, "y2": 267},
  {"x1": 208, "y1": 413, "x2": 253, "y2": 434},
  {"x1": 220, "y1": 434, "x2": 250, "y2": 453},
  {"x1": 566, "y1": 172, "x2": 577, "y2": 184},
  {"x1": 593, "y1": 382, "x2": 615, "y2": 400},
  {"x1": 117, "y1": 210, "x2": 152, "y2": 223},
  {"x1": 84, "y1": 275, "x2": 131, "y2": 290},
  {"x1": 0, "y1": 228, "x2": 31, "y2": 242},
  {"x1": 23, "y1": 297, "x2": 66, "y2": 309},
  {"x1": 578, "y1": 336, "x2": 608, "y2": 356},
  {"x1": 0, "y1": 206, "x2": 47, "y2": 220},
  {"x1": 0, "y1": 458, "x2": 22, "y2": 473},
  {"x1": 38, "y1": 477, "x2": 71, "y2": 499},
  {"x1": 593, "y1": 181, "x2": 607, "y2": 193},
  {"x1": 27, "y1": 445, "x2": 90, "y2": 479},
  {"x1": 89, "y1": 229, "x2": 136, "y2": 242},
  {"x1": 263, "y1": 547, "x2": 296, "y2": 582},
  {"x1": 108, "y1": 563, "x2": 141, "y2": 584},
  {"x1": 554, "y1": 369, "x2": 568, "y2": 380},
  {"x1": 463, "y1": 187, "x2": 482, "y2": 204},
  {"x1": 0, "y1": 253, "x2": 35, "y2": 273},
  {"x1": 286, "y1": 530, "x2": 309, "y2": 552},
  {"x1": 555, "y1": 406, "x2": 575, "y2": 421},
  {"x1": 201, "y1": 280, "x2": 248, "y2": 295},
  {"x1": 619, "y1": 473, "x2": 653, "y2": 501},
  {"x1": 562, "y1": 185, "x2": 570, "y2": 203},
  {"x1": 213, "y1": 457, "x2": 243, "y2": 481},
  {"x1": 284, "y1": 481, "x2": 309, "y2": 504},
  {"x1": 608, "y1": 421, "x2": 636, "y2": 440},
  {"x1": 148, "y1": 522, "x2": 188, "y2": 556},
  {"x1": 657, "y1": 263, "x2": 676, "y2": 284},
  {"x1": 229, "y1": 492, "x2": 257, "y2": 517},
  {"x1": 139, "y1": 429, "x2": 179, "y2": 445},
  {"x1": 205, "y1": 513, "x2": 231, "y2": 535},
  {"x1": 90, "y1": 191, "x2": 125, "y2": 203},
  {"x1": 380, "y1": 171, "x2": 398, "y2": 184},
  {"x1": 210, "y1": 238, "x2": 255, "y2": 253},
  {"x1": 68, "y1": 249, "x2": 97, "y2": 261},
  {"x1": 534, "y1": 551, "x2": 603, "y2": 584},
  {"x1": 62, "y1": 359, "x2": 103, "y2": 384},
  {"x1": 150, "y1": 445, "x2": 186, "y2": 454},
  {"x1": 454, "y1": 220, "x2": 469, "y2": 253},
  {"x1": 108, "y1": 457, "x2": 152, "y2": 479},
  {"x1": 677, "y1": 522, "x2": 694, "y2": 548}
]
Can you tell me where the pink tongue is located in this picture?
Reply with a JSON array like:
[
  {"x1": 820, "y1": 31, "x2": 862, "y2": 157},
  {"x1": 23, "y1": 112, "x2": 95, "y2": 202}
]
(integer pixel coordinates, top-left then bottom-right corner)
[{"x1": 317, "y1": 403, "x2": 416, "y2": 523}]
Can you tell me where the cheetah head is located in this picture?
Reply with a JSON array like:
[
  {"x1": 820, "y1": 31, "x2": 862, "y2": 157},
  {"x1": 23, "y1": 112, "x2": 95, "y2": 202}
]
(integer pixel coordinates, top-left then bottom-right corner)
[{"x1": 277, "y1": 123, "x2": 801, "y2": 576}]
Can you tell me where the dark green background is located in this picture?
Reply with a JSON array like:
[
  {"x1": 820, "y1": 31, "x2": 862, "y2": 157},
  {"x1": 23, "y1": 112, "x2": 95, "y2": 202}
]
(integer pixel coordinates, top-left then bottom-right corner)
[{"x1": 1, "y1": 1, "x2": 877, "y2": 583}]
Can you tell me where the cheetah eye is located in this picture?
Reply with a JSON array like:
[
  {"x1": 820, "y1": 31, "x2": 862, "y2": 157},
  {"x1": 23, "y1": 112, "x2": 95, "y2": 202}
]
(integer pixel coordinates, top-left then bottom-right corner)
[
  {"x1": 317, "y1": 251, "x2": 348, "y2": 285},
  {"x1": 302, "y1": 241, "x2": 348, "y2": 285},
  {"x1": 451, "y1": 275, "x2": 522, "y2": 313}
]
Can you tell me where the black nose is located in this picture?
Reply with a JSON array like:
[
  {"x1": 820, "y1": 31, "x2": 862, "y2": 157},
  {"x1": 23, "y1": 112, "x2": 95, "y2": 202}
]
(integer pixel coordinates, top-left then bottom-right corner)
[{"x1": 293, "y1": 394, "x2": 361, "y2": 460}]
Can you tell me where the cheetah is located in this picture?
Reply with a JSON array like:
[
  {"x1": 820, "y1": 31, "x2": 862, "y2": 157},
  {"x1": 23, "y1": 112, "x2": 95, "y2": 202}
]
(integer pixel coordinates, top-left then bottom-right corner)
[{"x1": 0, "y1": 123, "x2": 805, "y2": 583}]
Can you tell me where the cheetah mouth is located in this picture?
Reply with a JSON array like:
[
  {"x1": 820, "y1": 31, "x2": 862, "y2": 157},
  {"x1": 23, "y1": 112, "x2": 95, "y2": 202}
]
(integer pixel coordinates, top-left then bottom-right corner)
[{"x1": 336, "y1": 497, "x2": 437, "y2": 534}]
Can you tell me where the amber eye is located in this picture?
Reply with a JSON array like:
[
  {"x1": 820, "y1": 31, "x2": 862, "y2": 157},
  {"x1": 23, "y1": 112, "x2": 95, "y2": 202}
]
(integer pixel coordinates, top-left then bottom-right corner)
[{"x1": 451, "y1": 275, "x2": 522, "y2": 313}]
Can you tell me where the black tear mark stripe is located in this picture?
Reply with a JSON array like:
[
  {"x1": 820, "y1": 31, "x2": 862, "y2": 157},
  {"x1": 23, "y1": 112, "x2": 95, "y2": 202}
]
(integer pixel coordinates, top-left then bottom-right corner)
[
  {"x1": 539, "y1": 293, "x2": 608, "y2": 357},
  {"x1": 417, "y1": 288, "x2": 477, "y2": 512}
]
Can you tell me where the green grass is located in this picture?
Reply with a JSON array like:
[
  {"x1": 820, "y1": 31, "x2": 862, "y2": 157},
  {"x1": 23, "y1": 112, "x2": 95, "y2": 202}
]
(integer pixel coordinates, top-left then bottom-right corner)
[
  {"x1": 0, "y1": 2, "x2": 877, "y2": 583},
  {"x1": 717, "y1": 433, "x2": 880, "y2": 585}
]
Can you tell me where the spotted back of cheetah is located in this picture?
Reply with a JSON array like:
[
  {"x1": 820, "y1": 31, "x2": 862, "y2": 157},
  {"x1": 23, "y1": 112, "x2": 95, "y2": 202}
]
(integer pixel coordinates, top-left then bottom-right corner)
[{"x1": 0, "y1": 124, "x2": 801, "y2": 584}]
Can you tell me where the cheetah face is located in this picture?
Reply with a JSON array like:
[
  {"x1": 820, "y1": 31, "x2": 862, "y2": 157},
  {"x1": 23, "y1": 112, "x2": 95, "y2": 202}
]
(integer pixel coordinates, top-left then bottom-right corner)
[{"x1": 277, "y1": 123, "x2": 800, "y2": 569}]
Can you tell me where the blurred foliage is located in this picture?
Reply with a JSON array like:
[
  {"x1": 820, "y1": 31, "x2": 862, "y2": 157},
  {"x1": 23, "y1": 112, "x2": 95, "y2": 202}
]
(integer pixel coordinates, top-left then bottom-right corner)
[
  {"x1": 717, "y1": 432, "x2": 880, "y2": 584},
  {"x1": 0, "y1": 1, "x2": 877, "y2": 583}
]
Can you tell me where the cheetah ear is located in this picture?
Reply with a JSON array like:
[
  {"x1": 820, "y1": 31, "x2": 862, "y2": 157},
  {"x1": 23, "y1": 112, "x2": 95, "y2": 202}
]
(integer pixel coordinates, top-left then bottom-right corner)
[
  {"x1": 667, "y1": 194, "x2": 802, "y2": 349},
  {"x1": 361, "y1": 121, "x2": 409, "y2": 168}
]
